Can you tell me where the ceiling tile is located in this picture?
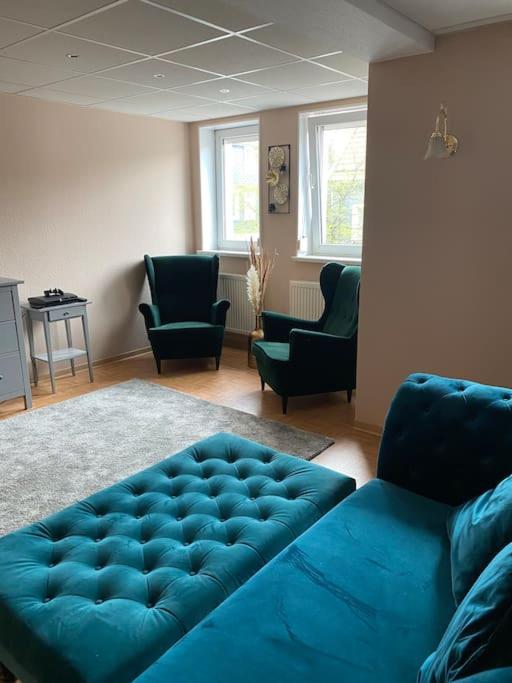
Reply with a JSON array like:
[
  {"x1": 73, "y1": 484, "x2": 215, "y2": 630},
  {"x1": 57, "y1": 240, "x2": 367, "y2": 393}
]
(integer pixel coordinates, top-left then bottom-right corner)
[
  {"x1": 165, "y1": 36, "x2": 294, "y2": 75},
  {"x1": 155, "y1": 101, "x2": 253, "y2": 121},
  {"x1": 246, "y1": 23, "x2": 347, "y2": 58},
  {"x1": 0, "y1": 1, "x2": 114, "y2": 28},
  {"x1": 100, "y1": 58, "x2": 216, "y2": 88},
  {"x1": 20, "y1": 87, "x2": 100, "y2": 105},
  {"x1": 0, "y1": 18, "x2": 42, "y2": 48},
  {"x1": 3, "y1": 32, "x2": 138, "y2": 72},
  {"x1": 312, "y1": 52, "x2": 369, "y2": 78},
  {"x1": 174, "y1": 77, "x2": 275, "y2": 101},
  {"x1": 230, "y1": 91, "x2": 311, "y2": 109},
  {"x1": 0, "y1": 79, "x2": 25, "y2": 92},
  {"x1": 64, "y1": 0, "x2": 225, "y2": 55},
  {"x1": 94, "y1": 89, "x2": 206, "y2": 114},
  {"x1": 150, "y1": 0, "x2": 264, "y2": 31},
  {"x1": 241, "y1": 61, "x2": 349, "y2": 90},
  {"x1": 0, "y1": 55, "x2": 77, "y2": 86},
  {"x1": 288, "y1": 78, "x2": 368, "y2": 101},
  {"x1": 46, "y1": 74, "x2": 156, "y2": 98}
]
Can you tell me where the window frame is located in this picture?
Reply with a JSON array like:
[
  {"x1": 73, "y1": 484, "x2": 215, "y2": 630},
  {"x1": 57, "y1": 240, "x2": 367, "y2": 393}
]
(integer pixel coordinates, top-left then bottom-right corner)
[
  {"x1": 215, "y1": 124, "x2": 260, "y2": 252},
  {"x1": 304, "y1": 108, "x2": 367, "y2": 258}
]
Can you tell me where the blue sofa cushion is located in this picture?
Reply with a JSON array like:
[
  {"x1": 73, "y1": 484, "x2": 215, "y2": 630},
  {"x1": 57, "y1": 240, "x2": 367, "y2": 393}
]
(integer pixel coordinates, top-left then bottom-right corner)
[
  {"x1": 447, "y1": 475, "x2": 512, "y2": 604},
  {"x1": 418, "y1": 543, "x2": 512, "y2": 682},
  {"x1": 0, "y1": 432, "x2": 354, "y2": 683},
  {"x1": 134, "y1": 479, "x2": 455, "y2": 683}
]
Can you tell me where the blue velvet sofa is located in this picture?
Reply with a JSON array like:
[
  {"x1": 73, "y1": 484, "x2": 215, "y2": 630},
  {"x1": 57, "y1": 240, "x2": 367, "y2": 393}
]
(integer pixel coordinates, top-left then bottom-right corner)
[{"x1": 135, "y1": 374, "x2": 512, "y2": 683}]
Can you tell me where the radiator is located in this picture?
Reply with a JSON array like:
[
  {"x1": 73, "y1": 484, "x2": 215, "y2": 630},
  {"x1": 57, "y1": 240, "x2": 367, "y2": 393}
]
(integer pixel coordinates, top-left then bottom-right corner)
[
  {"x1": 289, "y1": 280, "x2": 323, "y2": 320},
  {"x1": 219, "y1": 273, "x2": 253, "y2": 334}
]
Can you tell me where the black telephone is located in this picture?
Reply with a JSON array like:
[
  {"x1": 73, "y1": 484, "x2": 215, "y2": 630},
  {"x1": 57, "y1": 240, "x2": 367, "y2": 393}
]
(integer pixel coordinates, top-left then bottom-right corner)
[{"x1": 28, "y1": 289, "x2": 87, "y2": 309}]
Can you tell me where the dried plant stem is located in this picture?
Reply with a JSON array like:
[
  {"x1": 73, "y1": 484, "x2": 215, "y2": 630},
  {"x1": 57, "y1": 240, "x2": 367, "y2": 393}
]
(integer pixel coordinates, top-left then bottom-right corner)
[{"x1": 246, "y1": 237, "x2": 277, "y2": 318}]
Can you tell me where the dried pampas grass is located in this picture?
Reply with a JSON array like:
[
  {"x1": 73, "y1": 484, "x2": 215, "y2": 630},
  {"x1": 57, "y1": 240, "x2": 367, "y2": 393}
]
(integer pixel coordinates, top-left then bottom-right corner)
[{"x1": 246, "y1": 237, "x2": 277, "y2": 318}]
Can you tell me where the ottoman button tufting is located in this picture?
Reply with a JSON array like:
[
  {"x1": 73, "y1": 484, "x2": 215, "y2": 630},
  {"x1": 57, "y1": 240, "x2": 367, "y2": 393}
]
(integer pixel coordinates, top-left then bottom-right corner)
[
  {"x1": 140, "y1": 540, "x2": 147, "y2": 545},
  {"x1": 176, "y1": 516, "x2": 183, "y2": 521},
  {"x1": 143, "y1": 569, "x2": 149, "y2": 574},
  {"x1": 189, "y1": 570, "x2": 196, "y2": 576},
  {"x1": 95, "y1": 599, "x2": 103, "y2": 605},
  {"x1": 95, "y1": 565, "x2": 102, "y2": 571},
  {"x1": 43, "y1": 597, "x2": 51, "y2": 603},
  {"x1": 147, "y1": 602, "x2": 153, "y2": 608},
  {"x1": 48, "y1": 562, "x2": 55, "y2": 568}
]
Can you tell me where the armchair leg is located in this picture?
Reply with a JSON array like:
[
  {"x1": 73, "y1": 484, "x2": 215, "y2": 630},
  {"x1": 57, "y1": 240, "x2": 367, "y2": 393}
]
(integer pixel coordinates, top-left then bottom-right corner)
[
  {"x1": 347, "y1": 389, "x2": 353, "y2": 403},
  {"x1": 282, "y1": 395, "x2": 288, "y2": 415},
  {"x1": 155, "y1": 357, "x2": 162, "y2": 375},
  {"x1": 215, "y1": 356, "x2": 221, "y2": 371},
  {"x1": 260, "y1": 376, "x2": 265, "y2": 391}
]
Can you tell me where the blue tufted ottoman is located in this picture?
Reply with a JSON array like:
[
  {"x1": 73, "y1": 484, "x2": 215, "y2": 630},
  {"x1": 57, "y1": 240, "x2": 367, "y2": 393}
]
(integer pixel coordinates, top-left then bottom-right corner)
[{"x1": 0, "y1": 432, "x2": 355, "y2": 683}]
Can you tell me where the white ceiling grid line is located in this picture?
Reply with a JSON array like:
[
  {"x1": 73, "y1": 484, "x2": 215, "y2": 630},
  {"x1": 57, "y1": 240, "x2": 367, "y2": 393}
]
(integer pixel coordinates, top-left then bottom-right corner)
[{"x1": 0, "y1": 0, "x2": 509, "y2": 120}]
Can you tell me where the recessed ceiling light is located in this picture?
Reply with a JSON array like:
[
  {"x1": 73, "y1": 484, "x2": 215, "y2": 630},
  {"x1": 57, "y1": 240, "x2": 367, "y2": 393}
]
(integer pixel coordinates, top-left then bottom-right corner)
[
  {"x1": 219, "y1": 88, "x2": 230, "y2": 94},
  {"x1": 66, "y1": 53, "x2": 79, "y2": 59},
  {"x1": 153, "y1": 73, "x2": 166, "y2": 79}
]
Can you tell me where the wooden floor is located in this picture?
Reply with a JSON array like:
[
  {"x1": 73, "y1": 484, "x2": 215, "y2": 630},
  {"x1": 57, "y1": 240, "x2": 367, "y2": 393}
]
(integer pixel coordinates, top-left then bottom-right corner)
[{"x1": 0, "y1": 346, "x2": 380, "y2": 487}]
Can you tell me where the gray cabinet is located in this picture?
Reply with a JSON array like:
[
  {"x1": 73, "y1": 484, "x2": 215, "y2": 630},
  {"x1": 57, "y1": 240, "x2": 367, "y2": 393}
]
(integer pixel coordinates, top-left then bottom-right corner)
[{"x1": 0, "y1": 278, "x2": 32, "y2": 409}]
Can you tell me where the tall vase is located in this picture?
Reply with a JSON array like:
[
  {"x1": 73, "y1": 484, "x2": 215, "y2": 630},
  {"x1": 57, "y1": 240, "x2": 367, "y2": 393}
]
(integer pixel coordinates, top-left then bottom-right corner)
[{"x1": 248, "y1": 314, "x2": 264, "y2": 368}]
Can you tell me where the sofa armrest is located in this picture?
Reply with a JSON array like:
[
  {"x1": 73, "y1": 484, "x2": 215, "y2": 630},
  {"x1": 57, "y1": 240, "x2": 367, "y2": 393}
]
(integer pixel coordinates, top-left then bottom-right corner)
[
  {"x1": 211, "y1": 299, "x2": 230, "y2": 326},
  {"x1": 262, "y1": 311, "x2": 321, "y2": 342},
  {"x1": 289, "y1": 328, "x2": 353, "y2": 365},
  {"x1": 377, "y1": 373, "x2": 512, "y2": 506},
  {"x1": 138, "y1": 303, "x2": 161, "y2": 330}
]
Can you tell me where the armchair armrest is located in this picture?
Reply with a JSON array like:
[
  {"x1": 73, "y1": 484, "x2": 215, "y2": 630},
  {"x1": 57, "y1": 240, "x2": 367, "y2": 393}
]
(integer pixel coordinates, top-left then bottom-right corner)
[
  {"x1": 138, "y1": 303, "x2": 161, "y2": 330},
  {"x1": 210, "y1": 299, "x2": 230, "y2": 326},
  {"x1": 262, "y1": 311, "x2": 321, "y2": 342},
  {"x1": 289, "y1": 328, "x2": 354, "y2": 365},
  {"x1": 377, "y1": 374, "x2": 512, "y2": 506}
]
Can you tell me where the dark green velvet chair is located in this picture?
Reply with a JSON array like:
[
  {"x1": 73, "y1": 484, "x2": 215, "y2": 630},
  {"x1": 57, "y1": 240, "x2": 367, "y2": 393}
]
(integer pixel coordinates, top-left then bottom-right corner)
[
  {"x1": 139, "y1": 254, "x2": 230, "y2": 373},
  {"x1": 253, "y1": 263, "x2": 360, "y2": 414}
]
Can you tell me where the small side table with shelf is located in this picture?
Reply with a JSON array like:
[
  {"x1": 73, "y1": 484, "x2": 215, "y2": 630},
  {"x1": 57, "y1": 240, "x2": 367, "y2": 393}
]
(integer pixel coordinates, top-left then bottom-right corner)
[{"x1": 22, "y1": 300, "x2": 94, "y2": 394}]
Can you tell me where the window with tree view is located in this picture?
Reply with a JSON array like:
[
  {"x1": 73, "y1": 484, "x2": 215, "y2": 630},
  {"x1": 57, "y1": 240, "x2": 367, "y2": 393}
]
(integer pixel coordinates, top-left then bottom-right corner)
[
  {"x1": 216, "y1": 125, "x2": 259, "y2": 250},
  {"x1": 305, "y1": 109, "x2": 367, "y2": 258}
]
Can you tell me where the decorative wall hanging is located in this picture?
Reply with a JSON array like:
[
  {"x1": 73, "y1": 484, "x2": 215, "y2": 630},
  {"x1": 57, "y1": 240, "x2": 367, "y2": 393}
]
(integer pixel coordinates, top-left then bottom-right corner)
[
  {"x1": 424, "y1": 104, "x2": 459, "y2": 160},
  {"x1": 266, "y1": 144, "x2": 290, "y2": 214}
]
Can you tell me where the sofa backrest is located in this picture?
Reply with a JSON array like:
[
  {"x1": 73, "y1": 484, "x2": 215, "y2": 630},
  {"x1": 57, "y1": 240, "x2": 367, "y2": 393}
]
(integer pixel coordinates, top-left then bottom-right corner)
[
  {"x1": 144, "y1": 254, "x2": 219, "y2": 324},
  {"x1": 377, "y1": 373, "x2": 512, "y2": 505}
]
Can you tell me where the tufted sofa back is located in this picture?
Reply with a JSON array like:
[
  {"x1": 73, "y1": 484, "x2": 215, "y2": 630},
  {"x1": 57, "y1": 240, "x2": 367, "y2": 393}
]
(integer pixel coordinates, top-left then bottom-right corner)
[{"x1": 377, "y1": 373, "x2": 512, "y2": 506}]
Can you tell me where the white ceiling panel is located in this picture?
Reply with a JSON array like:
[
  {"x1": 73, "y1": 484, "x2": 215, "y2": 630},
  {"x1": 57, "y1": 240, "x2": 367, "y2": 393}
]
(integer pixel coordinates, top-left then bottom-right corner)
[
  {"x1": 0, "y1": 18, "x2": 42, "y2": 48},
  {"x1": 3, "y1": 32, "x2": 138, "y2": 72},
  {"x1": 47, "y1": 74, "x2": 155, "y2": 98},
  {"x1": 312, "y1": 52, "x2": 368, "y2": 79},
  {"x1": 20, "y1": 87, "x2": 100, "y2": 105},
  {"x1": 384, "y1": 0, "x2": 512, "y2": 31},
  {"x1": 100, "y1": 58, "x2": 217, "y2": 88},
  {"x1": 175, "y1": 77, "x2": 276, "y2": 101},
  {"x1": 288, "y1": 78, "x2": 368, "y2": 100},
  {"x1": 0, "y1": 79, "x2": 25, "y2": 92},
  {"x1": 231, "y1": 91, "x2": 311, "y2": 109},
  {"x1": 0, "y1": 55, "x2": 77, "y2": 86},
  {"x1": 165, "y1": 36, "x2": 294, "y2": 75},
  {"x1": 241, "y1": 61, "x2": 350, "y2": 90},
  {"x1": 95, "y1": 89, "x2": 206, "y2": 114},
  {"x1": 64, "y1": 0, "x2": 225, "y2": 55},
  {"x1": 150, "y1": 0, "x2": 264, "y2": 31},
  {"x1": 0, "y1": 0, "x2": 114, "y2": 28},
  {"x1": 245, "y1": 23, "x2": 348, "y2": 59}
]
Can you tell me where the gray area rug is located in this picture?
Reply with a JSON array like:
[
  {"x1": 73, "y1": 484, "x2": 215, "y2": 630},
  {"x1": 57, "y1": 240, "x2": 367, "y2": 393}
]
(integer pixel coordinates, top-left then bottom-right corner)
[{"x1": 0, "y1": 379, "x2": 333, "y2": 535}]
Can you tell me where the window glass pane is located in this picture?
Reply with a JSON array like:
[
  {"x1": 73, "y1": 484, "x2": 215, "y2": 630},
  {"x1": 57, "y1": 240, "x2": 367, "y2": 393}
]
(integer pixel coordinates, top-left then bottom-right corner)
[
  {"x1": 320, "y1": 124, "x2": 366, "y2": 247},
  {"x1": 223, "y1": 137, "x2": 259, "y2": 243}
]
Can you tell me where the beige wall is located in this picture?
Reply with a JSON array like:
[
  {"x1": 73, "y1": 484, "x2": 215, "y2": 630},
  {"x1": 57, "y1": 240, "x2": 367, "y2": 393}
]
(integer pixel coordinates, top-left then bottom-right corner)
[
  {"x1": 357, "y1": 21, "x2": 512, "y2": 427},
  {"x1": 0, "y1": 94, "x2": 192, "y2": 368},
  {"x1": 189, "y1": 96, "x2": 366, "y2": 313}
]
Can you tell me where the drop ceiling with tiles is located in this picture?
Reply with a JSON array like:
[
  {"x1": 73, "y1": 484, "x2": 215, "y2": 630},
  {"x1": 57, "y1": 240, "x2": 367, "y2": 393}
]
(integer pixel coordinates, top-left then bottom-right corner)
[{"x1": 0, "y1": 0, "x2": 509, "y2": 121}]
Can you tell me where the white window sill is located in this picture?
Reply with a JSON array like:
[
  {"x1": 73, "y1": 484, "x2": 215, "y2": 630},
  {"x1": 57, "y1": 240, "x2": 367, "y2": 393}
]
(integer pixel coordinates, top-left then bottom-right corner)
[
  {"x1": 292, "y1": 254, "x2": 362, "y2": 265},
  {"x1": 197, "y1": 249, "x2": 248, "y2": 259}
]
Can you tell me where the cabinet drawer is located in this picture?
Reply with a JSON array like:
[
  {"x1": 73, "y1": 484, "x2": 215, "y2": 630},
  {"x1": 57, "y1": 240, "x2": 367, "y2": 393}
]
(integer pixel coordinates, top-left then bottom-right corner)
[
  {"x1": 0, "y1": 321, "x2": 19, "y2": 355},
  {"x1": 0, "y1": 353, "x2": 23, "y2": 396},
  {"x1": 48, "y1": 305, "x2": 85, "y2": 322},
  {"x1": 0, "y1": 289, "x2": 14, "y2": 322}
]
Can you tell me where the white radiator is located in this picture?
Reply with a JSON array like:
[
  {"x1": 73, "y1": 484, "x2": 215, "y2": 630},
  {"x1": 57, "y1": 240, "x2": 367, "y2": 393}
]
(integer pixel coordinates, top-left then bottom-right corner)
[
  {"x1": 219, "y1": 273, "x2": 253, "y2": 333},
  {"x1": 289, "y1": 280, "x2": 323, "y2": 320}
]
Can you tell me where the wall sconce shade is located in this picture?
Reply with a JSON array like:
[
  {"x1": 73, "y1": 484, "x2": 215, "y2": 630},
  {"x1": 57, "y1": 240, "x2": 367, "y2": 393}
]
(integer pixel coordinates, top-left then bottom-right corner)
[{"x1": 424, "y1": 104, "x2": 458, "y2": 159}]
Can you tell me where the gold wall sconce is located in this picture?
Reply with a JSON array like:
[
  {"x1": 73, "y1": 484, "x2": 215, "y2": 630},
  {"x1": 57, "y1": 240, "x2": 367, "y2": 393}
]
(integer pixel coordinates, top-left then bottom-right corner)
[{"x1": 424, "y1": 104, "x2": 459, "y2": 159}]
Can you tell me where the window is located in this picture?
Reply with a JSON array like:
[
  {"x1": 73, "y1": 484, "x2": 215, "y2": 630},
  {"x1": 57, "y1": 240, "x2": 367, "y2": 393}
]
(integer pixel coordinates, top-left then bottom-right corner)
[
  {"x1": 300, "y1": 108, "x2": 367, "y2": 258},
  {"x1": 215, "y1": 125, "x2": 260, "y2": 251}
]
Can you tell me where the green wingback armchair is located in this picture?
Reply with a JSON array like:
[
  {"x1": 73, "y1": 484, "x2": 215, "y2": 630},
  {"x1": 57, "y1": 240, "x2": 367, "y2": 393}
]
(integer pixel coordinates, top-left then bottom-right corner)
[
  {"x1": 253, "y1": 263, "x2": 361, "y2": 414},
  {"x1": 139, "y1": 254, "x2": 230, "y2": 373}
]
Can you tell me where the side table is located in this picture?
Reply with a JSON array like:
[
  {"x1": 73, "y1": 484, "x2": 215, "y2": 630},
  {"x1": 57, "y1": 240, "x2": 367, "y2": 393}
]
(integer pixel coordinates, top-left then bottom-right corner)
[{"x1": 22, "y1": 301, "x2": 94, "y2": 394}]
